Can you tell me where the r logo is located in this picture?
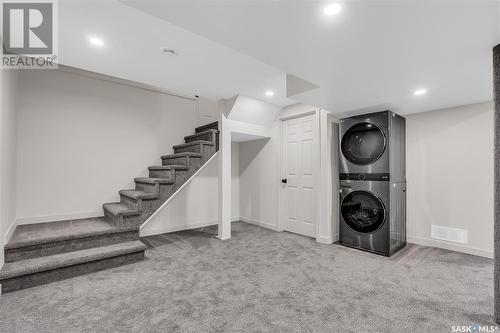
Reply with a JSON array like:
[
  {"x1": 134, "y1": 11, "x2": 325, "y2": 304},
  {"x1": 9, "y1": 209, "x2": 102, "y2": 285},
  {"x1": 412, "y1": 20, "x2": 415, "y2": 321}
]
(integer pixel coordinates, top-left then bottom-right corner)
[{"x1": 2, "y1": 2, "x2": 53, "y2": 54}]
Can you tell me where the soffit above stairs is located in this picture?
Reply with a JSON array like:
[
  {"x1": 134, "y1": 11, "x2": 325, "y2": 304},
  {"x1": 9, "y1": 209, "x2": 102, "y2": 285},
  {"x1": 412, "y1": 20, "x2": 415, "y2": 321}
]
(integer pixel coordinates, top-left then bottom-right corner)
[{"x1": 58, "y1": 1, "x2": 295, "y2": 107}]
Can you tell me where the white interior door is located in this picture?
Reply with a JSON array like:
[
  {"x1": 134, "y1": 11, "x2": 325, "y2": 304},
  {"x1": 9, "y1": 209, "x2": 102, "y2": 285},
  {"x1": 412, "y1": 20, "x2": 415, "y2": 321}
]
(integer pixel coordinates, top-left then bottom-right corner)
[{"x1": 282, "y1": 114, "x2": 316, "y2": 237}]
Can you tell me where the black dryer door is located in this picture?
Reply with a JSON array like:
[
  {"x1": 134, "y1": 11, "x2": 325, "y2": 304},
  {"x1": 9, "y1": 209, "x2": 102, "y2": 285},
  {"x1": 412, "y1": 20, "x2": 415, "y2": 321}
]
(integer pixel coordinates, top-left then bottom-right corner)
[
  {"x1": 341, "y1": 191, "x2": 386, "y2": 233},
  {"x1": 341, "y1": 122, "x2": 386, "y2": 165}
]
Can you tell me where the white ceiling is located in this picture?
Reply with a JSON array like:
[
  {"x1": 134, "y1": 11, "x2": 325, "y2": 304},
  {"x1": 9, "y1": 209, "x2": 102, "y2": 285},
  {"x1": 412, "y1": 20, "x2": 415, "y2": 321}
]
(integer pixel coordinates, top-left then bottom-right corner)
[
  {"x1": 123, "y1": 0, "x2": 500, "y2": 115},
  {"x1": 58, "y1": 1, "x2": 293, "y2": 107},
  {"x1": 58, "y1": 1, "x2": 500, "y2": 116}
]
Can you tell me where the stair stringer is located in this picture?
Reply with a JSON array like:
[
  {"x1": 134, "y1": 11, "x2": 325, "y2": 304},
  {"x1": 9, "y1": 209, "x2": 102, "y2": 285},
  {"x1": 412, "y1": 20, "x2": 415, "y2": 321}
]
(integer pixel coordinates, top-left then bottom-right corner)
[{"x1": 139, "y1": 152, "x2": 219, "y2": 236}]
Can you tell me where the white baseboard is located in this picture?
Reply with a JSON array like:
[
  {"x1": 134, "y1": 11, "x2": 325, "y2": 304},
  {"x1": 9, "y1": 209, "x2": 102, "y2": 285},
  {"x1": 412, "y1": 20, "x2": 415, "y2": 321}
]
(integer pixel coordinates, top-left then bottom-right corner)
[
  {"x1": 216, "y1": 235, "x2": 231, "y2": 240},
  {"x1": 141, "y1": 218, "x2": 240, "y2": 237},
  {"x1": 407, "y1": 235, "x2": 493, "y2": 259},
  {"x1": 1, "y1": 220, "x2": 17, "y2": 277},
  {"x1": 239, "y1": 217, "x2": 281, "y2": 232},
  {"x1": 16, "y1": 211, "x2": 103, "y2": 225},
  {"x1": 140, "y1": 220, "x2": 218, "y2": 237},
  {"x1": 316, "y1": 235, "x2": 333, "y2": 245},
  {"x1": 316, "y1": 232, "x2": 339, "y2": 244},
  {"x1": 4, "y1": 220, "x2": 17, "y2": 244}
]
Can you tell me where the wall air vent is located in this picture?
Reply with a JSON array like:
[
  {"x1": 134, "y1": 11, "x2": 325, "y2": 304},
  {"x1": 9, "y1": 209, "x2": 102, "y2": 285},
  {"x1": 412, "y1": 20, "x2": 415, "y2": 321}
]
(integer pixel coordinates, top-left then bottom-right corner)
[{"x1": 431, "y1": 225, "x2": 468, "y2": 244}]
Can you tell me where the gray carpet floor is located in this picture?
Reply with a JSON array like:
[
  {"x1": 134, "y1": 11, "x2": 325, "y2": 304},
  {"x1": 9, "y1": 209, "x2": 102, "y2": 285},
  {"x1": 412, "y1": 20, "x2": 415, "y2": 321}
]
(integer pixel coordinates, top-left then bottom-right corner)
[{"x1": 0, "y1": 222, "x2": 494, "y2": 332}]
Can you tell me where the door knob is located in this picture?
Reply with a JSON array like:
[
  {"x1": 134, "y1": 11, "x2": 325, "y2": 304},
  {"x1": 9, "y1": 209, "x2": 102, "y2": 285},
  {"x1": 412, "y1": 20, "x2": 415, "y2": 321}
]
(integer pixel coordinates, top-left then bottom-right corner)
[{"x1": 282, "y1": 179, "x2": 287, "y2": 184}]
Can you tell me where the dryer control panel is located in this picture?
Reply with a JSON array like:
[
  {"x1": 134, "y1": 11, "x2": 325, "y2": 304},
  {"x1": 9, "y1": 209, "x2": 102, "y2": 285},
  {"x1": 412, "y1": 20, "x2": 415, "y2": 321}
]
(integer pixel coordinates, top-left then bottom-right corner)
[{"x1": 339, "y1": 173, "x2": 389, "y2": 181}]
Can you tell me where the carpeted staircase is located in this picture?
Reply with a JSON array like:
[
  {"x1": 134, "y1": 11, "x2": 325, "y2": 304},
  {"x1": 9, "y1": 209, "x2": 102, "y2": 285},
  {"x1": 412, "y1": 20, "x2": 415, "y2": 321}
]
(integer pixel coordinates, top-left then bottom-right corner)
[{"x1": 0, "y1": 122, "x2": 219, "y2": 293}]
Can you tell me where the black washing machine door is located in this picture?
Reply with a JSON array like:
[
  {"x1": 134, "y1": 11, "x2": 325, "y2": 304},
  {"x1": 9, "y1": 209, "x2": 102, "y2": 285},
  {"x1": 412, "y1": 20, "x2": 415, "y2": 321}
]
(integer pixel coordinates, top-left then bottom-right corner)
[
  {"x1": 341, "y1": 122, "x2": 386, "y2": 165},
  {"x1": 341, "y1": 190, "x2": 386, "y2": 233}
]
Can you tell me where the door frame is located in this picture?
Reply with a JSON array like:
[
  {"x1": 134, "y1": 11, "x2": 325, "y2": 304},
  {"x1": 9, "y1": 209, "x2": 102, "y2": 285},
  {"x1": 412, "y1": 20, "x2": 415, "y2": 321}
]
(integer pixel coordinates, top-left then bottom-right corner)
[
  {"x1": 278, "y1": 109, "x2": 320, "y2": 238},
  {"x1": 329, "y1": 116, "x2": 340, "y2": 242},
  {"x1": 318, "y1": 113, "x2": 339, "y2": 244}
]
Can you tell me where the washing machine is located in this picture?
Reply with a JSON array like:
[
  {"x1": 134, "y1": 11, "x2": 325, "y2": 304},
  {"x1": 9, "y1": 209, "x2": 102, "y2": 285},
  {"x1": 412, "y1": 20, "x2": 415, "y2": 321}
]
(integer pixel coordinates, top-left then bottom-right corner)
[
  {"x1": 339, "y1": 179, "x2": 406, "y2": 256},
  {"x1": 339, "y1": 111, "x2": 405, "y2": 182}
]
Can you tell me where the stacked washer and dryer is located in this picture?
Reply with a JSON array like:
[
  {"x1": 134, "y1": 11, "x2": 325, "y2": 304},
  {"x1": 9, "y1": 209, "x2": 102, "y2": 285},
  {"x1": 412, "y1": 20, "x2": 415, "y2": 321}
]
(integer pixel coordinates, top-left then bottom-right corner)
[{"x1": 339, "y1": 111, "x2": 406, "y2": 256}]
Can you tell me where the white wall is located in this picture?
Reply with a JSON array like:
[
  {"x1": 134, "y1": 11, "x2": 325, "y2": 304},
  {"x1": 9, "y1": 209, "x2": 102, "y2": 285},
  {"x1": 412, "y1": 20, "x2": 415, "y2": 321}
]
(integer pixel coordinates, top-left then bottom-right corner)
[
  {"x1": 227, "y1": 95, "x2": 282, "y2": 127},
  {"x1": 237, "y1": 103, "x2": 319, "y2": 231},
  {"x1": 407, "y1": 102, "x2": 494, "y2": 257},
  {"x1": 198, "y1": 96, "x2": 219, "y2": 126},
  {"x1": 237, "y1": 103, "x2": 307, "y2": 230},
  {"x1": 0, "y1": 69, "x2": 19, "y2": 268},
  {"x1": 140, "y1": 154, "x2": 219, "y2": 236},
  {"x1": 141, "y1": 143, "x2": 237, "y2": 236},
  {"x1": 217, "y1": 95, "x2": 279, "y2": 238},
  {"x1": 15, "y1": 69, "x2": 214, "y2": 224},
  {"x1": 231, "y1": 143, "x2": 240, "y2": 220},
  {"x1": 239, "y1": 123, "x2": 280, "y2": 230}
]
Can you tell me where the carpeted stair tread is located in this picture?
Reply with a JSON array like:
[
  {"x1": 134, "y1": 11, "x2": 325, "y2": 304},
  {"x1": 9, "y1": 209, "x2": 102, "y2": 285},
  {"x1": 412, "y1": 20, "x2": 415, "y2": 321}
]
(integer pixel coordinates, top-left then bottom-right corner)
[
  {"x1": 195, "y1": 121, "x2": 218, "y2": 133},
  {"x1": 103, "y1": 203, "x2": 140, "y2": 217},
  {"x1": 161, "y1": 152, "x2": 202, "y2": 160},
  {"x1": 147, "y1": 165, "x2": 187, "y2": 171},
  {"x1": 0, "y1": 241, "x2": 146, "y2": 280},
  {"x1": 5, "y1": 217, "x2": 129, "y2": 250},
  {"x1": 184, "y1": 129, "x2": 218, "y2": 141},
  {"x1": 172, "y1": 140, "x2": 214, "y2": 149},
  {"x1": 119, "y1": 189, "x2": 159, "y2": 200},
  {"x1": 134, "y1": 177, "x2": 173, "y2": 185}
]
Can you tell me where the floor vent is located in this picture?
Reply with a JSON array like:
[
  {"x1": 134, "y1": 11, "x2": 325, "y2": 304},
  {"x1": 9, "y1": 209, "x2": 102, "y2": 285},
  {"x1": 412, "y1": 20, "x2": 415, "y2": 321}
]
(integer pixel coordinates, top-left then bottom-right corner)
[{"x1": 431, "y1": 225, "x2": 468, "y2": 244}]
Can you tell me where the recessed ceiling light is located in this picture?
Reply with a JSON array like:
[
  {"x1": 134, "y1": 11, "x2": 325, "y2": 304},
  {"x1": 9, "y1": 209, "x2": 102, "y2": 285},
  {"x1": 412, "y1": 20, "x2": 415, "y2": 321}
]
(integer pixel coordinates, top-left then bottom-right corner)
[
  {"x1": 265, "y1": 90, "x2": 275, "y2": 97},
  {"x1": 89, "y1": 37, "x2": 104, "y2": 47},
  {"x1": 323, "y1": 3, "x2": 341, "y2": 16},
  {"x1": 413, "y1": 89, "x2": 428, "y2": 96}
]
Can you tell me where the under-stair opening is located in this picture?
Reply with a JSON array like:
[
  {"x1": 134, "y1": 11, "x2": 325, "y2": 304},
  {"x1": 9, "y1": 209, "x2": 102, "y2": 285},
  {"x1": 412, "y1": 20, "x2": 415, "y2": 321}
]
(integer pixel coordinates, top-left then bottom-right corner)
[{"x1": 229, "y1": 131, "x2": 272, "y2": 235}]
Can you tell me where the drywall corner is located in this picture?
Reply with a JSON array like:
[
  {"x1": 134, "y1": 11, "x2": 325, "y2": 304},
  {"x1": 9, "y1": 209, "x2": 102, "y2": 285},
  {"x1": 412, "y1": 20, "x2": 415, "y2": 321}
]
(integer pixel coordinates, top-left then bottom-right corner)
[
  {"x1": 493, "y1": 43, "x2": 500, "y2": 322},
  {"x1": 0, "y1": 69, "x2": 19, "y2": 269},
  {"x1": 0, "y1": 67, "x2": 2, "y2": 270},
  {"x1": 231, "y1": 142, "x2": 240, "y2": 220}
]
